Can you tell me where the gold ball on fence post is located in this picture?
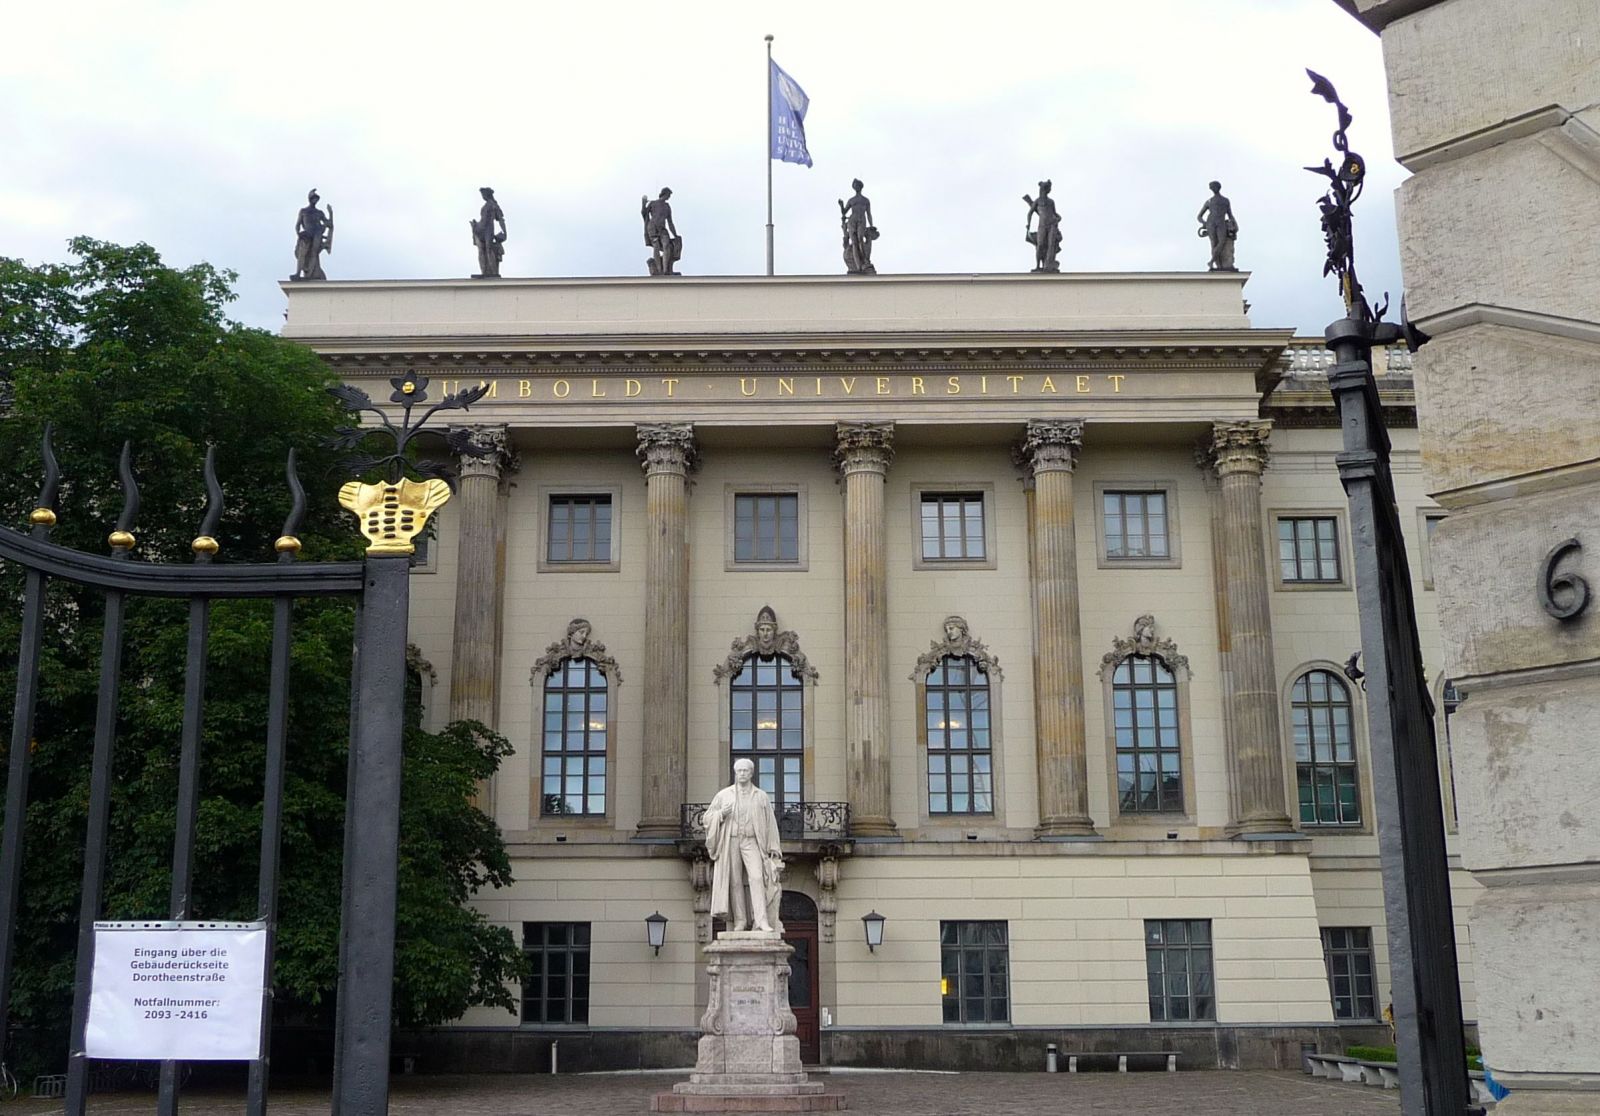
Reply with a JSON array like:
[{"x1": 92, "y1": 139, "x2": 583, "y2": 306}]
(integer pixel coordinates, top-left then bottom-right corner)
[
  {"x1": 191, "y1": 535, "x2": 220, "y2": 555},
  {"x1": 108, "y1": 530, "x2": 136, "y2": 550},
  {"x1": 28, "y1": 508, "x2": 57, "y2": 527},
  {"x1": 274, "y1": 535, "x2": 303, "y2": 555}
]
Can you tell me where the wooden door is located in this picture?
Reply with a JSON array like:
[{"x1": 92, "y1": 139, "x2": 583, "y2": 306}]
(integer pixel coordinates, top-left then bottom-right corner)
[{"x1": 780, "y1": 891, "x2": 821, "y2": 1064}]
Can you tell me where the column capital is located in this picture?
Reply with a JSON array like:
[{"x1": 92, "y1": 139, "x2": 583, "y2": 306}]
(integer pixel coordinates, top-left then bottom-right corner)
[
  {"x1": 449, "y1": 423, "x2": 518, "y2": 481},
  {"x1": 1205, "y1": 419, "x2": 1273, "y2": 477},
  {"x1": 635, "y1": 422, "x2": 699, "y2": 477},
  {"x1": 833, "y1": 421, "x2": 895, "y2": 476},
  {"x1": 1015, "y1": 419, "x2": 1084, "y2": 479}
]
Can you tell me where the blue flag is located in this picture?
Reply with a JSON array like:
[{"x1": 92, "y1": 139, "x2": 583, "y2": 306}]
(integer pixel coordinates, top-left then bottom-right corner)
[{"x1": 770, "y1": 59, "x2": 813, "y2": 167}]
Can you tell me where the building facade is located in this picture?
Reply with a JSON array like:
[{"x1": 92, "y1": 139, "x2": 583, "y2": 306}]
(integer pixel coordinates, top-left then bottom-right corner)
[{"x1": 282, "y1": 272, "x2": 1478, "y2": 1071}]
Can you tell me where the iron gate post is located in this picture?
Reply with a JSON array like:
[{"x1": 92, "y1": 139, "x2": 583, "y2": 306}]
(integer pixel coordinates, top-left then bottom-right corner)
[
  {"x1": 331, "y1": 555, "x2": 410, "y2": 1116},
  {"x1": 1327, "y1": 319, "x2": 1478, "y2": 1116}
]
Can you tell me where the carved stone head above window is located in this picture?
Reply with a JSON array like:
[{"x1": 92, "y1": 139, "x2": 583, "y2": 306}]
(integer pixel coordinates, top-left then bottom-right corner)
[
  {"x1": 532, "y1": 617, "x2": 622, "y2": 682},
  {"x1": 714, "y1": 605, "x2": 818, "y2": 682},
  {"x1": 1097, "y1": 613, "x2": 1191, "y2": 680},
  {"x1": 912, "y1": 615, "x2": 1002, "y2": 681}
]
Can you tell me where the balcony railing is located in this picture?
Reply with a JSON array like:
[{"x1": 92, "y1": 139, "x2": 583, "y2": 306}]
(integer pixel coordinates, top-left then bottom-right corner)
[{"x1": 680, "y1": 801, "x2": 850, "y2": 841}]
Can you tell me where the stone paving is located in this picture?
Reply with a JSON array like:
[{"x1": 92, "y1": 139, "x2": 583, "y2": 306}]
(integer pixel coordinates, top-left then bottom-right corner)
[{"x1": 8, "y1": 1070, "x2": 1402, "y2": 1115}]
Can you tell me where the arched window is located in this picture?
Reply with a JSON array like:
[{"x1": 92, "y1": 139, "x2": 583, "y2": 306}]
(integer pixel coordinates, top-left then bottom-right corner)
[
  {"x1": 731, "y1": 653, "x2": 804, "y2": 810},
  {"x1": 926, "y1": 655, "x2": 993, "y2": 815},
  {"x1": 1112, "y1": 656, "x2": 1182, "y2": 813},
  {"x1": 532, "y1": 618, "x2": 620, "y2": 820},
  {"x1": 1292, "y1": 669, "x2": 1359, "y2": 826},
  {"x1": 541, "y1": 658, "x2": 608, "y2": 816}
]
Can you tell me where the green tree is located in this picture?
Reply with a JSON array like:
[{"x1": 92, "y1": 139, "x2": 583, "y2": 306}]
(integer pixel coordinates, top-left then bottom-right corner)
[{"x1": 0, "y1": 239, "x2": 523, "y2": 1076}]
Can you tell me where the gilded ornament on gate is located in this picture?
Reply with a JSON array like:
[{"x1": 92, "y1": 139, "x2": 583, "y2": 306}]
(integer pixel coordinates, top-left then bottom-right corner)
[{"x1": 337, "y1": 477, "x2": 452, "y2": 556}]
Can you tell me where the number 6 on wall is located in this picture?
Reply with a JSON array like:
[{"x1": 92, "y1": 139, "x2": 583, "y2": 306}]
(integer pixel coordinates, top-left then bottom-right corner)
[{"x1": 1539, "y1": 538, "x2": 1591, "y2": 621}]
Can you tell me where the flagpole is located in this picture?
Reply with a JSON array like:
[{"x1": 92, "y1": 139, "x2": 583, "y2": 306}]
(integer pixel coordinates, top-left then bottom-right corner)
[{"x1": 765, "y1": 33, "x2": 775, "y2": 277}]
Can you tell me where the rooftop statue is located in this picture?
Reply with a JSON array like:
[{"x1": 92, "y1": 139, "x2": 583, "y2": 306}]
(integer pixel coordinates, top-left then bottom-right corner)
[
  {"x1": 471, "y1": 186, "x2": 508, "y2": 278},
  {"x1": 642, "y1": 188, "x2": 682, "y2": 276},
  {"x1": 1022, "y1": 180, "x2": 1061, "y2": 273},
  {"x1": 1197, "y1": 181, "x2": 1239, "y2": 272},
  {"x1": 291, "y1": 189, "x2": 333, "y2": 281},
  {"x1": 704, "y1": 758, "x2": 784, "y2": 933},
  {"x1": 838, "y1": 179, "x2": 878, "y2": 275}
]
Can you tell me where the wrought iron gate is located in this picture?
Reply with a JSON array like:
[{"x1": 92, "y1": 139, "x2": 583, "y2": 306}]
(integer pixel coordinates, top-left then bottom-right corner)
[{"x1": 0, "y1": 374, "x2": 487, "y2": 1114}]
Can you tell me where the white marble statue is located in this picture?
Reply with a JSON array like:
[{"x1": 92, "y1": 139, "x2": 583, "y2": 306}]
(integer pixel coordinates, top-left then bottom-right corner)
[{"x1": 704, "y1": 758, "x2": 784, "y2": 933}]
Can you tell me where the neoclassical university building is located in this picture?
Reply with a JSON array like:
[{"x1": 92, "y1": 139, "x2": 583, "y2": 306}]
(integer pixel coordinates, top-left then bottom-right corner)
[{"x1": 283, "y1": 271, "x2": 1476, "y2": 1070}]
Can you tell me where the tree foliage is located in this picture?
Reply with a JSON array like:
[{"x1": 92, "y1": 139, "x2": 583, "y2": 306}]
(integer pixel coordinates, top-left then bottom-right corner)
[{"x1": 0, "y1": 239, "x2": 522, "y2": 1075}]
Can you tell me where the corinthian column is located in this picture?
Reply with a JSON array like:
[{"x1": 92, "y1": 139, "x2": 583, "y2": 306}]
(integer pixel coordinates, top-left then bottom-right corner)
[
  {"x1": 635, "y1": 423, "x2": 698, "y2": 839},
  {"x1": 834, "y1": 422, "x2": 896, "y2": 837},
  {"x1": 1205, "y1": 420, "x2": 1294, "y2": 836},
  {"x1": 448, "y1": 424, "x2": 517, "y2": 731},
  {"x1": 1017, "y1": 420, "x2": 1096, "y2": 837}
]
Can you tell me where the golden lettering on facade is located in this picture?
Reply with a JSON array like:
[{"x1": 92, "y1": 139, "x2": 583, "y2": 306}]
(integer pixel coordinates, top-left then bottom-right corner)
[
  {"x1": 1108, "y1": 374, "x2": 1125, "y2": 393},
  {"x1": 911, "y1": 376, "x2": 926, "y2": 395},
  {"x1": 591, "y1": 379, "x2": 607, "y2": 398},
  {"x1": 1076, "y1": 375, "x2": 1091, "y2": 394},
  {"x1": 778, "y1": 378, "x2": 795, "y2": 396},
  {"x1": 876, "y1": 377, "x2": 890, "y2": 396},
  {"x1": 519, "y1": 380, "x2": 532, "y2": 397},
  {"x1": 947, "y1": 376, "x2": 961, "y2": 394},
  {"x1": 626, "y1": 379, "x2": 643, "y2": 397},
  {"x1": 1007, "y1": 375, "x2": 1024, "y2": 394},
  {"x1": 980, "y1": 376, "x2": 989, "y2": 395},
  {"x1": 662, "y1": 378, "x2": 679, "y2": 397},
  {"x1": 552, "y1": 380, "x2": 570, "y2": 398},
  {"x1": 840, "y1": 377, "x2": 856, "y2": 395},
  {"x1": 1041, "y1": 376, "x2": 1057, "y2": 393},
  {"x1": 741, "y1": 378, "x2": 758, "y2": 397}
]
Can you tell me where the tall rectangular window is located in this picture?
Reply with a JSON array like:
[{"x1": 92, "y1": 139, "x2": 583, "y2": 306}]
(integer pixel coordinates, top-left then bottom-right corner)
[
  {"x1": 547, "y1": 495, "x2": 612, "y2": 563},
  {"x1": 540, "y1": 658, "x2": 608, "y2": 816},
  {"x1": 1145, "y1": 919, "x2": 1214, "y2": 1021},
  {"x1": 925, "y1": 656, "x2": 993, "y2": 815},
  {"x1": 1103, "y1": 491, "x2": 1170, "y2": 559},
  {"x1": 1278, "y1": 516, "x2": 1341, "y2": 583},
  {"x1": 1112, "y1": 656, "x2": 1183, "y2": 813},
  {"x1": 1322, "y1": 927, "x2": 1377, "y2": 1020},
  {"x1": 920, "y1": 493, "x2": 985, "y2": 561},
  {"x1": 521, "y1": 922, "x2": 590, "y2": 1024},
  {"x1": 940, "y1": 921, "x2": 1009, "y2": 1024},
  {"x1": 734, "y1": 493, "x2": 800, "y2": 563}
]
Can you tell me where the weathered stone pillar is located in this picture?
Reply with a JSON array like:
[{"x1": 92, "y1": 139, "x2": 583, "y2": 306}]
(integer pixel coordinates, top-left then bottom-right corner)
[
  {"x1": 447, "y1": 424, "x2": 516, "y2": 730},
  {"x1": 1341, "y1": 4, "x2": 1600, "y2": 1107},
  {"x1": 634, "y1": 423, "x2": 698, "y2": 839},
  {"x1": 1016, "y1": 420, "x2": 1096, "y2": 838},
  {"x1": 833, "y1": 422, "x2": 896, "y2": 837},
  {"x1": 1205, "y1": 420, "x2": 1294, "y2": 836}
]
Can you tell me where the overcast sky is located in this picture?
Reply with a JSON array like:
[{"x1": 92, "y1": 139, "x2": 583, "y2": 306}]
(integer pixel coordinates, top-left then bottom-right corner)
[{"x1": 0, "y1": 0, "x2": 1403, "y2": 337}]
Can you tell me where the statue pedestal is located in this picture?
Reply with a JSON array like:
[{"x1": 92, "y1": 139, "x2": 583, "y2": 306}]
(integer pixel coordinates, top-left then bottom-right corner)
[{"x1": 651, "y1": 932, "x2": 844, "y2": 1112}]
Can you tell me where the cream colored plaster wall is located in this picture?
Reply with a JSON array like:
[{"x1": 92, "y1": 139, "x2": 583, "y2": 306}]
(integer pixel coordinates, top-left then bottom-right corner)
[
  {"x1": 408, "y1": 497, "x2": 459, "y2": 734},
  {"x1": 1309, "y1": 863, "x2": 1482, "y2": 1023},
  {"x1": 462, "y1": 854, "x2": 698, "y2": 1028},
  {"x1": 496, "y1": 449, "x2": 647, "y2": 835},
  {"x1": 1072, "y1": 441, "x2": 1229, "y2": 833},
  {"x1": 832, "y1": 851, "x2": 1333, "y2": 1027},
  {"x1": 686, "y1": 448, "x2": 846, "y2": 805}
]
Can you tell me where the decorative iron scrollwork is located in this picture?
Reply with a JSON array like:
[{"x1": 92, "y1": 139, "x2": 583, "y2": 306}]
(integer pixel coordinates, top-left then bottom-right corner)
[
  {"x1": 1306, "y1": 70, "x2": 1385, "y2": 326},
  {"x1": 1540, "y1": 537, "x2": 1590, "y2": 621}
]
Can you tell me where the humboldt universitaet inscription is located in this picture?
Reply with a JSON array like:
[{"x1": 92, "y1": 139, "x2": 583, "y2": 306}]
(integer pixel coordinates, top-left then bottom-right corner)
[{"x1": 428, "y1": 371, "x2": 1132, "y2": 402}]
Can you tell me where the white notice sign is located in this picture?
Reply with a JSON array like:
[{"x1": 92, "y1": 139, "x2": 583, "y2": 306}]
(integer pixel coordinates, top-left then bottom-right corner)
[{"x1": 85, "y1": 921, "x2": 267, "y2": 1061}]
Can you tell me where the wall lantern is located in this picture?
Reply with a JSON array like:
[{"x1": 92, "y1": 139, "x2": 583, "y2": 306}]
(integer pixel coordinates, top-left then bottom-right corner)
[
  {"x1": 645, "y1": 911, "x2": 668, "y2": 955},
  {"x1": 861, "y1": 910, "x2": 886, "y2": 953}
]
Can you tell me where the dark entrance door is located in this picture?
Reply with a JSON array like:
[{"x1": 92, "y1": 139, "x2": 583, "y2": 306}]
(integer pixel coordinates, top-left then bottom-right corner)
[{"x1": 780, "y1": 891, "x2": 821, "y2": 1064}]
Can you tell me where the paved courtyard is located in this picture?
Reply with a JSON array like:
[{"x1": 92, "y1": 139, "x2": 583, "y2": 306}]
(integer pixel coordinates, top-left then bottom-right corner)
[{"x1": 10, "y1": 1070, "x2": 1402, "y2": 1115}]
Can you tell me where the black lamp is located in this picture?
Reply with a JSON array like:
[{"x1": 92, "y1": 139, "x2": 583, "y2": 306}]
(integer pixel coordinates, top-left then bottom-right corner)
[
  {"x1": 645, "y1": 911, "x2": 668, "y2": 955},
  {"x1": 861, "y1": 910, "x2": 886, "y2": 952}
]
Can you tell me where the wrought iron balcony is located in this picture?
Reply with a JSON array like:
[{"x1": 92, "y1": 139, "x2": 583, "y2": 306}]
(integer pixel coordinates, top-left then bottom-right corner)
[{"x1": 680, "y1": 801, "x2": 850, "y2": 841}]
